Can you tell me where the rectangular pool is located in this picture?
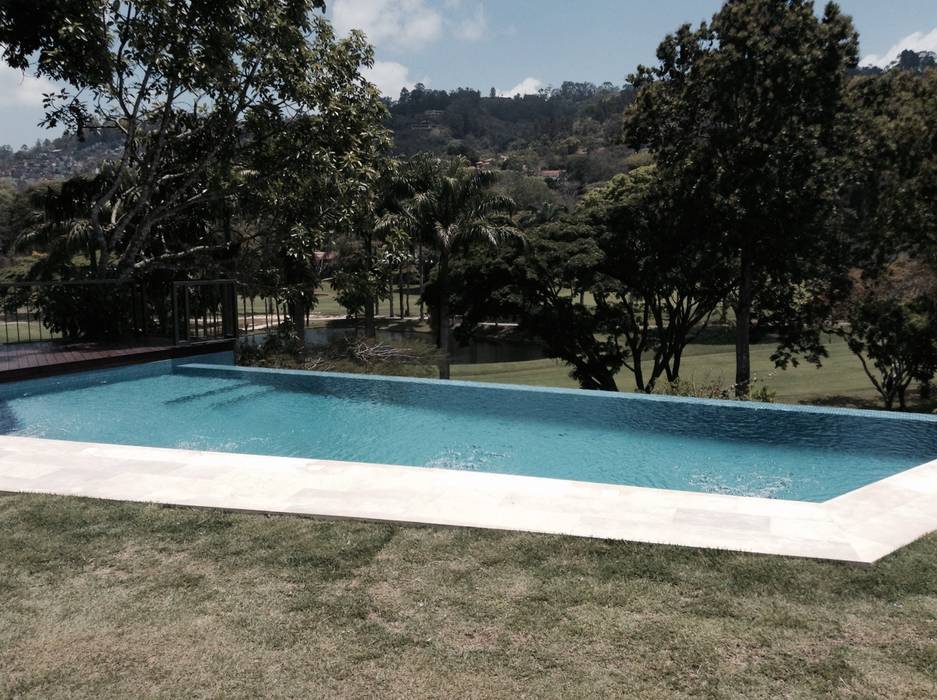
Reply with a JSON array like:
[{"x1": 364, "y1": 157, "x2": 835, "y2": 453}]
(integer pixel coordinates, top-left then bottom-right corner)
[{"x1": 2, "y1": 359, "x2": 937, "y2": 503}]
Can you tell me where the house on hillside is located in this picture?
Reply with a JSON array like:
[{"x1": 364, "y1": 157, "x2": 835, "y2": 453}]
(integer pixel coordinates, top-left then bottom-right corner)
[{"x1": 540, "y1": 169, "x2": 566, "y2": 183}]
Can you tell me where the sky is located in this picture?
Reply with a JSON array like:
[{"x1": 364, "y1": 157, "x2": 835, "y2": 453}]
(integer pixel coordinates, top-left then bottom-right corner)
[{"x1": 1, "y1": 0, "x2": 936, "y2": 148}]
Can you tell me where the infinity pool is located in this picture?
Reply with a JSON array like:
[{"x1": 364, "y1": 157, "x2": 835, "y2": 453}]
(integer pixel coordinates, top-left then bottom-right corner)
[{"x1": 2, "y1": 358, "x2": 937, "y2": 502}]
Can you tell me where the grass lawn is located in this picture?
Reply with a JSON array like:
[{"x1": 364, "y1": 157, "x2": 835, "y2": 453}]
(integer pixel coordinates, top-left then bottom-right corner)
[
  {"x1": 2, "y1": 493, "x2": 936, "y2": 698},
  {"x1": 453, "y1": 334, "x2": 894, "y2": 408}
]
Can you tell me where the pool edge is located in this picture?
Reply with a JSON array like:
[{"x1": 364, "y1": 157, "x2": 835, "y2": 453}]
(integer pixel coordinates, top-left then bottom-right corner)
[{"x1": 3, "y1": 434, "x2": 936, "y2": 564}]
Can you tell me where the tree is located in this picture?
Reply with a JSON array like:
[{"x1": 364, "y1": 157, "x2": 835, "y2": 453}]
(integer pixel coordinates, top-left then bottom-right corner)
[
  {"x1": 1, "y1": 0, "x2": 384, "y2": 280},
  {"x1": 579, "y1": 166, "x2": 732, "y2": 391},
  {"x1": 411, "y1": 158, "x2": 517, "y2": 379},
  {"x1": 449, "y1": 166, "x2": 731, "y2": 393},
  {"x1": 0, "y1": 0, "x2": 111, "y2": 86},
  {"x1": 0, "y1": 181, "x2": 16, "y2": 250},
  {"x1": 329, "y1": 160, "x2": 410, "y2": 337},
  {"x1": 830, "y1": 63, "x2": 937, "y2": 408},
  {"x1": 844, "y1": 67, "x2": 937, "y2": 268},
  {"x1": 457, "y1": 217, "x2": 625, "y2": 391},
  {"x1": 894, "y1": 50, "x2": 937, "y2": 73},
  {"x1": 624, "y1": 0, "x2": 858, "y2": 396},
  {"x1": 831, "y1": 262, "x2": 937, "y2": 410},
  {"x1": 8, "y1": 174, "x2": 109, "y2": 276}
]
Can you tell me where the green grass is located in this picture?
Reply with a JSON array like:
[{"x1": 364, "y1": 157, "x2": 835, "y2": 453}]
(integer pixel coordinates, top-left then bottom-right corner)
[
  {"x1": 237, "y1": 281, "x2": 422, "y2": 327},
  {"x1": 2, "y1": 493, "x2": 936, "y2": 698},
  {"x1": 0, "y1": 320, "x2": 61, "y2": 344},
  {"x1": 453, "y1": 334, "x2": 895, "y2": 408}
]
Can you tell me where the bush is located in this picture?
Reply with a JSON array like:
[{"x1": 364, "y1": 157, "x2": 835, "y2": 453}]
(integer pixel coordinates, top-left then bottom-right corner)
[
  {"x1": 660, "y1": 375, "x2": 775, "y2": 403},
  {"x1": 31, "y1": 284, "x2": 126, "y2": 339},
  {"x1": 238, "y1": 329, "x2": 443, "y2": 379}
]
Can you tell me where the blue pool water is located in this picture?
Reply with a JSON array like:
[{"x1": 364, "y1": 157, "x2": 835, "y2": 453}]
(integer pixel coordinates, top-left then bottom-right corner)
[{"x1": 2, "y1": 359, "x2": 937, "y2": 502}]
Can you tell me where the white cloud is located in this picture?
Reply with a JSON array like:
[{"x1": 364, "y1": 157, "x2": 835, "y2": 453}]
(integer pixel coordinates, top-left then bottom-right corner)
[
  {"x1": 0, "y1": 64, "x2": 57, "y2": 107},
  {"x1": 333, "y1": 0, "x2": 488, "y2": 51},
  {"x1": 449, "y1": 2, "x2": 488, "y2": 41},
  {"x1": 363, "y1": 60, "x2": 416, "y2": 97},
  {"x1": 499, "y1": 77, "x2": 544, "y2": 98},
  {"x1": 861, "y1": 26, "x2": 937, "y2": 68},
  {"x1": 332, "y1": 0, "x2": 443, "y2": 51}
]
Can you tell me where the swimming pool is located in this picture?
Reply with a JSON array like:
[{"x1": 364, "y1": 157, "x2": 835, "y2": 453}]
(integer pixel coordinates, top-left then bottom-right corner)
[{"x1": 2, "y1": 357, "x2": 936, "y2": 503}]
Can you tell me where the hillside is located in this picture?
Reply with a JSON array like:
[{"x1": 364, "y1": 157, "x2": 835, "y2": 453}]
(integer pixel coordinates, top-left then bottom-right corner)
[
  {"x1": 0, "y1": 127, "x2": 123, "y2": 190},
  {"x1": 1, "y1": 81, "x2": 637, "y2": 192},
  {"x1": 5, "y1": 53, "x2": 930, "y2": 194}
]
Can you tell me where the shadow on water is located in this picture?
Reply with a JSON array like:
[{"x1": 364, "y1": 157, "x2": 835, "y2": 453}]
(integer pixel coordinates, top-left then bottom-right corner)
[{"x1": 0, "y1": 400, "x2": 21, "y2": 434}]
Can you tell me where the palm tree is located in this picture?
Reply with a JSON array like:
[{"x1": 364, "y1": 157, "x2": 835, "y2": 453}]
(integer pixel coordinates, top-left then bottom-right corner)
[
  {"x1": 11, "y1": 172, "x2": 116, "y2": 277},
  {"x1": 410, "y1": 157, "x2": 518, "y2": 379}
]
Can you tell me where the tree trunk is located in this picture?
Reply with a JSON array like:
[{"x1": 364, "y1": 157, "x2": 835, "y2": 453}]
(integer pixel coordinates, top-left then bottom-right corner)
[
  {"x1": 418, "y1": 240, "x2": 425, "y2": 321},
  {"x1": 578, "y1": 367, "x2": 618, "y2": 392},
  {"x1": 632, "y1": 349, "x2": 646, "y2": 393},
  {"x1": 364, "y1": 234, "x2": 376, "y2": 338},
  {"x1": 668, "y1": 331, "x2": 687, "y2": 383},
  {"x1": 288, "y1": 299, "x2": 304, "y2": 334},
  {"x1": 398, "y1": 265, "x2": 405, "y2": 319},
  {"x1": 735, "y1": 248, "x2": 753, "y2": 398},
  {"x1": 438, "y1": 252, "x2": 451, "y2": 380}
]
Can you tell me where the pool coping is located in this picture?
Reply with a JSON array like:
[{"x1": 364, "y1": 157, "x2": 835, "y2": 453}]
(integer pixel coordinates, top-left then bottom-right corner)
[{"x1": 2, "y1": 434, "x2": 937, "y2": 565}]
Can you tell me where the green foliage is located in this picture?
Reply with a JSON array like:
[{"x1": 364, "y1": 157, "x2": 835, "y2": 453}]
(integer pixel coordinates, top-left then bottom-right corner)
[
  {"x1": 450, "y1": 166, "x2": 730, "y2": 393},
  {"x1": 331, "y1": 249, "x2": 384, "y2": 319},
  {"x1": 661, "y1": 376, "x2": 776, "y2": 403},
  {"x1": 834, "y1": 65, "x2": 937, "y2": 408},
  {"x1": 390, "y1": 81, "x2": 636, "y2": 187},
  {"x1": 406, "y1": 156, "x2": 518, "y2": 377},
  {"x1": 491, "y1": 170, "x2": 569, "y2": 224},
  {"x1": 29, "y1": 284, "x2": 126, "y2": 339},
  {"x1": 845, "y1": 68, "x2": 937, "y2": 267},
  {"x1": 624, "y1": 0, "x2": 859, "y2": 395},
  {"x1": 3, "y1": 0, "x2": 386, "y2": 285},
  {"x1": 240, "y1": 332, "x2": 442, "y2": 378},
  {"x1": 0, "y1": 181, "x2": 16, "y2": 252},
  {"x1": 833, "y1": 262, "x2": 937, "y2": 410},
  {"x1": 0, "y1": 0, "x2": 111, "y2": 86}
]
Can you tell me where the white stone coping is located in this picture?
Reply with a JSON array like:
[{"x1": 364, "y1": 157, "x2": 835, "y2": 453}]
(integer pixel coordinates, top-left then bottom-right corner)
[{"x1": 3, "y1": 435, "x2": 937, "y2": 565}]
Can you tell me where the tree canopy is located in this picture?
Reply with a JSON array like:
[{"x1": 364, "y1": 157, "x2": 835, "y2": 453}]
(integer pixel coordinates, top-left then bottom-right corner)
[
  {"x1": 2, "y1": 0, "x2": 388, "y2": 284},
  {"x1": 624, "y1": 0, "x2": 859, "y2": 395}
]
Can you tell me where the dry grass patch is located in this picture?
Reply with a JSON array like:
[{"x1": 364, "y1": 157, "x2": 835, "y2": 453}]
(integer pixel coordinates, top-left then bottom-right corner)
[{"x1": 1, "y1": 493, "x2": 936, "y2": 698}]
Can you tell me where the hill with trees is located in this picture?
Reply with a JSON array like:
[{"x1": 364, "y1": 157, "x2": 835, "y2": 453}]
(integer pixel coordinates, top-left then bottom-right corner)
[{"x1": 1, "y1": 80, "x2": 638, "y2": 192}]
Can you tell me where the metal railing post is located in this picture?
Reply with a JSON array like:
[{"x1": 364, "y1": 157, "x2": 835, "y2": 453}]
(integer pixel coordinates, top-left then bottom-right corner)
[{"x1": 172, "y1": 283, "x2": 179, "y2": 345}]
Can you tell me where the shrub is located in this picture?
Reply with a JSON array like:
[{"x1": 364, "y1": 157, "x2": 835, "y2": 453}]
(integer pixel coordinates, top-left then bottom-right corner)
[{"x1": 660, "y1": 374, "x2": 775, "y2": 403}]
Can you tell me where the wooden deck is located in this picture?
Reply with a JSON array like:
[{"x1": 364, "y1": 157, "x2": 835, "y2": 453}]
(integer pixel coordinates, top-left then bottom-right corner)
[{"x1": 0, "y1": 338, "x2": 235, "y2": 383}]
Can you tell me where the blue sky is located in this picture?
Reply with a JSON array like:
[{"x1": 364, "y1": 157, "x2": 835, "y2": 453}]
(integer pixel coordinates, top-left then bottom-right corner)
[{"x1": 2, "y1": 0, "x2": 936, "y2": 148}]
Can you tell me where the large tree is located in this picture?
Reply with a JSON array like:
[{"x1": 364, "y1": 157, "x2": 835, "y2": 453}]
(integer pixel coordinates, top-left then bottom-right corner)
[
  {"x1": 578, "y1": 166, "x2": 731, "y2": 391},
  {"x1": 831, "y1": 262, "x2": 937, "y2": 410},
  {"x1": 1, "y1": 0, "x2": 386, "y2": 280},
  {"x1": 829, "y1": 63, "x2": 937, "y2": 408},
  {"x1": 844, "y1": 67, "x2": 937, "y2": 268},
  {"x1": 624, "y1": 0, "x2": 858, "y2": 396}
]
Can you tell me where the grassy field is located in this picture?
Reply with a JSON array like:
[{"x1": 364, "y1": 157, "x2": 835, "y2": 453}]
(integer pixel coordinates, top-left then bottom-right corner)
[
  {"x1": 300, "y1": 316, "x2": 900, "y2": 409},
  {"x1": 2, "y1": 494, "x2": 936, "y2": 698},
  {"x1": 453, "y1": 333, "x2": 895, "y2": 408}
]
